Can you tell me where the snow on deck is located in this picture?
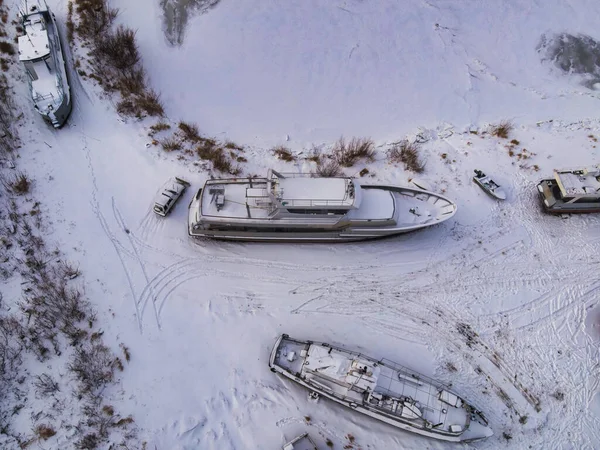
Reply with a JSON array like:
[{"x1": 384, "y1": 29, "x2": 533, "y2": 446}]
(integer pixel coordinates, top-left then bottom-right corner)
[
  {"x1": 278, "y1": 177, "x2": 353, "y2": 206},
  {"x1": 555, "y1": 167, "x2": 600, "y2": 197},
  {"x1": 346, "y1": 189, "x2": 394, "y2": 220},
  {"x1": 18, "y1": 14, "x2": 50, "y2": 61},
  {"x1": 201, "y1": 182, "x2": 272, "y2": 218}
]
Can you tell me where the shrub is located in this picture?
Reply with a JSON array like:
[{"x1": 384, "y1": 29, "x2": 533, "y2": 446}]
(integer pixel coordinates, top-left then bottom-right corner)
[
  {"x1": 388, "y1": 140, "x2": 424, "y2": 173},
  {"x1": 4, "y1": 171, "x2": 32, "y2": 194},
  {"x1": 177, "y1": 121, "x2": 200, "y2": 142},
  {"x1": 160, "y1": 137, "x2": 181, "y2": 152},
  {"x1": 224, "y1": 140, "x2": 243, "y2": 151},
  {"x1": 490, "y1": 120, "x2": 513, "y2": 139},
  {"x1": 314, "y1": 156, "x2": 341, "y2": 177},
  {"x1": 35, "y1": 424, "x2": 56, "y2": 440},
  {"x1": 272, "y1": 145, "x2": 295, "y2": 162},
  {"x1": 149, "y1": 121, "x2": 171, "y2": 135},
  {"x1": 116, "y1": 98, "x2": 136, "y2": 116},
  {"x1": 115, "y1": 67, "x2": 146, "y2": 98},
  {"x1": 510, "y1": 139, "x2": 520, "y2": 145},
  {"x1": 332, "y1": 136, "x2": 375, "y2": 167},
  {"x1": 33, "y1": 373, "x2": 60, "y2": 397},
  {"x1": 0, "y1": 41, "x2": 14, "y2": 55},
  {"x1": 68, "y1": 342, "x2": 115, "y2": 394},
  {"x1": 74, "y1": 0, "x2": 118, "y2": 39},
  {"x1": 76, "y1": 433, "x2": 100, "y2": 449},
  {"x1": 135, "y1": 89, "x2": 164, "y2": 117},
  {"x1": 95, "y1": 26, "x2": 139, "y2": 71}
]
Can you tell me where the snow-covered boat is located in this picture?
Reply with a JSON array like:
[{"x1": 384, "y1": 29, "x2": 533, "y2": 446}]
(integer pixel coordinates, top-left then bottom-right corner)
[
  {"x1": 188, "y1": 169, "x2": 457, "y2": 242},
  {"x1": 537, "y1": 165, "x2": 600, "y2": 214},
  {"x1": 269, "y1": 335, "x2": 493, "y2": 443},
  {"x1": 18, "y1": 1, "x2": 71, "y2": 128},
  {"x1": 473, "y1": 169, "x2": 506, "y2": 200},
  {"x1": 282, "y1": 432, "x2": 317, "y2": 450}
]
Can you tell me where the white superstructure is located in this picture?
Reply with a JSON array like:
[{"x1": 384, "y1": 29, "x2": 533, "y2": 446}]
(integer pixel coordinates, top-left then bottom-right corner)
[{"x1": 188, "y1": 169, "x2": 457, "y2": 242}]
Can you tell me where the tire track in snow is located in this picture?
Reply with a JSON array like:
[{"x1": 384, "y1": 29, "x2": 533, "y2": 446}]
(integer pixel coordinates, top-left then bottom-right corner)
[
  {"x1": 112, "y1": 199, "x2": 162, "y2": 330},
  {"x1": 82, "y1": 135, "x2": 143, "y2": 332}
]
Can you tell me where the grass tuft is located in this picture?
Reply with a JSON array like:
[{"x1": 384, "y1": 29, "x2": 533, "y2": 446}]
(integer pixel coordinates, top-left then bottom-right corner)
[
  {"x1": 332, "y1": 136, "x2": 375, "y2": 167},
  {"x1": 388, "y1": 140, "x2": 424, "y2": 173},
  {"x1": 160, "y1": 137, "x2": 182, "y2": 152},
  {"x1": 272, "y1": 145, "x2": 295, "y2": 162},
  {"x1": 4, "y1": 171, "x2": 32, "y2": 194},
  {"x1": 490, "y1": 120, "x2": 513, "y2": 139}
]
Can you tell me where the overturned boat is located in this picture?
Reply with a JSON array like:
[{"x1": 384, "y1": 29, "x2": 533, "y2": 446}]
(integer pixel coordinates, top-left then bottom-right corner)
[
  {"x1": 18, "y1": 1, "x2": 72, "y2": 128},
  {"x1": 537, "y1": 165, "x2": 600, "y2": 214},
  {"x1": 188, "y1": 169, "x2": 457, "y2": 242},
  {"x1": 269, "y1": 335, "x2": 493, "y2": 443}
]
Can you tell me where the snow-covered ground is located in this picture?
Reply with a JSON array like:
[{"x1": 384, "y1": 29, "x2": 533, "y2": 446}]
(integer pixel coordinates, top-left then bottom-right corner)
[{"x1": 4, "y1": 0, "x2": 600, "y2": 448}]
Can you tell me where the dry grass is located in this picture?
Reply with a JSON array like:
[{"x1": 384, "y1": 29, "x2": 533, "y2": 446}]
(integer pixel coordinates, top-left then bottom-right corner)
[
  {"x1": 388, "y1": 140, "x2": 424, "y2": 173},
  {"x1": 134, "y1": 89, "x2": 164, "y2": 117},
  {"x1": 4, "y1": 171, "x2": 32, "y2": 194},
  {"x1": 149, "y1": 121, "x2": 171, "y2": 135},
  {"x1": 160, "y1": 137, "x2": 182, "y2": 152},
  {"x1": 114, "y1": 67, "x2": 146, "y2": 98},
  {"x1": 0, "y1": 41, "x2": 14, "y2": 55},
  {"x1": 272, "y1": 145, "x2": 295, "y2": 162},
  {"x1": 177, "y1": 121, "x2": 200, "y2": 142},
  {"x1": 224, "y1": 140, "x2": 244, "y2": 151},
  {"x1": 490, "y1": 120, "x2": 513, "y2": 139},
  {"x1": 35, "y1": 424, "x2": 57, "y2": 440},
  {"x1": 314, "y1": 156, "x2": 342, "y2": 177},
  {"x1": 74, "y1": 0, "x2": 118, "y2": 39},
  {"x1": 196, "y1": 139, "x2": 238, "y2": 174},
  {"x1": 332, "y1": 136, "x2": 375, "y2": 167},
  {"x1": 95, "y1": 26, "x2": 139, "y2": 71}
]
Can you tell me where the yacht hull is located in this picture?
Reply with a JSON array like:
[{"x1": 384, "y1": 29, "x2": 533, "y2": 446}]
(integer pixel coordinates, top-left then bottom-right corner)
[
  {"x1": 188, "y1": 180, "x2": 457, "y2": 243},
  {"x1": 269, "y1": 335, "x2": 493, "y2": 443}
]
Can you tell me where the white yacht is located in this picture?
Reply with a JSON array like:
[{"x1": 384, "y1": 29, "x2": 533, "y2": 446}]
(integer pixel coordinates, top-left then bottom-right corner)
[
  {"x1": 188, "y1": 169, "x2": 457, "y2": 242},
  {"x1": 18, "y1": 1, "x2": 71, "y2": 128},
  {"x1": 269, "y1": 335, "x2": 493, "y2": 443},
  {"x1": 537, "y1": 165, "x2": 600, "y2": 214}
]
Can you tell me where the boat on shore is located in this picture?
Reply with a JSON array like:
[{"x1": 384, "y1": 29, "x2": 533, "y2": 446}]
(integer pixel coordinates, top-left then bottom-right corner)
[
  {"x1": 282, "y1": 432, "x2": 317, "y2": 450},
  {"x1": 269, "y1": 334, "x2": 493, "y2": 443},
  {"x1": 473, "y1": 169, "x2": 506, "y2": 200},
  {"x1": 537, "y1": 165, "x2": 600, "y2": 214},
  {"x1": 188, "y1": 169, "x2": 457, "y2": 242},
  {"x1": 18, "y1": 1, "x2": 71, "y2": 128}
]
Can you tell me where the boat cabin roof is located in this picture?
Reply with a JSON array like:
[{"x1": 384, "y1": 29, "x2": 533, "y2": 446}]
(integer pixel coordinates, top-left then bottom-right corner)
[
  {"x1": 18, "y1": 12, "x2": 50, "y2": 61},
  {"x1": 554, "y1": 165, "x2": 600, "y2": 198},
  {"x1": 276, "y1": 176, "x2": 358, "y2": 209}
]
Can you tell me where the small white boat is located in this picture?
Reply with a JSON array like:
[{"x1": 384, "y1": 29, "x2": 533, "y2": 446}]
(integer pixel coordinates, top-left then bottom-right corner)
[
  {"x1": 282, "y1": 432, "x2": 317, "y2": 450},
  {"x1": 269, "y1": 335, "x2": 493, "y2": 443},
  {"x1": 473, "y1": 170, "x2": 506, "y2": 200},
  {"x1": 537, "y1": 164, "x2": 600, "y2": 214},
  {"x1": 188, "y1": 169, "x2": 457, "y2": 242},
  {"x1": 18, "y1": 1, "x2": 72, "y2": 128},
  {"x1": 153, "y1": 177, "x2": 189, "y2": 217}
]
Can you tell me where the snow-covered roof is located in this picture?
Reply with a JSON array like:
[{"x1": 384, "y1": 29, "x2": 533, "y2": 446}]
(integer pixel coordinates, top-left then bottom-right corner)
[
  {"x1": 275, "y1": 176, "x2": 359, "y2": 209},
  {"x1": 18, "y1": 13, "x2": 50, "y2": 61},
  {"x1": 554, "y1": 165, "x2": 600, "y2": 198}
]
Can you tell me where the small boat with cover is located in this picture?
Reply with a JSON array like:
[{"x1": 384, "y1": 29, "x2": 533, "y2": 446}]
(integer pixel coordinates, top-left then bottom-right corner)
[{"x1": 473, "y1": 170, "x2": 506, "y2": 200}]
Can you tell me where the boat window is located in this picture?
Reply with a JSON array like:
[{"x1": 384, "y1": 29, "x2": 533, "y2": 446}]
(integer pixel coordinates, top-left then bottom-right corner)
[
  {"x1": 24, "y1": 61, "x2": 38, "y2": 81},
  {"x1": 286, "y1": 209, "x2": 346, "y2": 215},
  {"x1": 573, "y1": 197, "x2": 600, "y2": 203}
]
